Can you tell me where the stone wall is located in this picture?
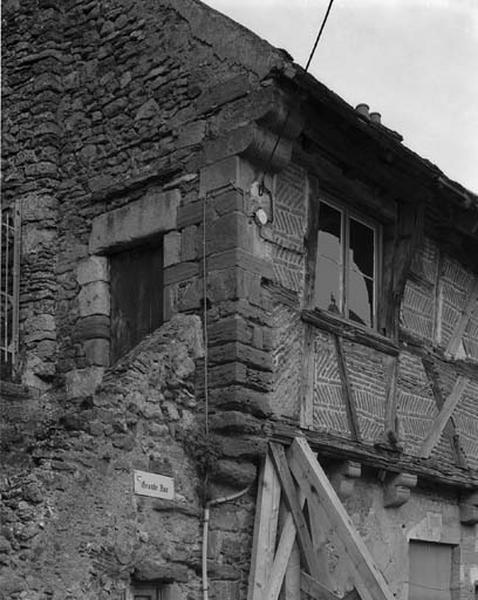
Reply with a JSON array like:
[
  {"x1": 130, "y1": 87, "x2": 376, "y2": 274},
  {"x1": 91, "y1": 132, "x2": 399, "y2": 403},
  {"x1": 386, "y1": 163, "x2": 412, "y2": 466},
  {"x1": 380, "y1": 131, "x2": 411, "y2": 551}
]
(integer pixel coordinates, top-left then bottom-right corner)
[{"x1": 0, "y1": 315, "x2": 258, "y2": 599}]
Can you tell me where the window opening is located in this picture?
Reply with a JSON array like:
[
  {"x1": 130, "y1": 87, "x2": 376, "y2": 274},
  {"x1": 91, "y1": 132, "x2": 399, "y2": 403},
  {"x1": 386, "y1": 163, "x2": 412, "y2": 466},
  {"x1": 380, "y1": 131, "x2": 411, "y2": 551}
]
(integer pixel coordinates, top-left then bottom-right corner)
[
  {"x1": 0, "y1": 202, "x2": 21, "y2": 380},
  {"x1": 110, "y1": 242, "x2": 163, "y2": 362},
  {"x1": 314, "y1": 200, "x2": 378, "y2": 328}
]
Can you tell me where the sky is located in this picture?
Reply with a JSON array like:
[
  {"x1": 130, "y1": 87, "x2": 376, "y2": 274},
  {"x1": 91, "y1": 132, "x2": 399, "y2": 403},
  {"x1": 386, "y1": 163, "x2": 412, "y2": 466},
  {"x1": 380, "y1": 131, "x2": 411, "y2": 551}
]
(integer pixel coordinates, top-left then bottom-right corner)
[{"x1": 205, "y1": 0, "x2": 478, "y2": 194}]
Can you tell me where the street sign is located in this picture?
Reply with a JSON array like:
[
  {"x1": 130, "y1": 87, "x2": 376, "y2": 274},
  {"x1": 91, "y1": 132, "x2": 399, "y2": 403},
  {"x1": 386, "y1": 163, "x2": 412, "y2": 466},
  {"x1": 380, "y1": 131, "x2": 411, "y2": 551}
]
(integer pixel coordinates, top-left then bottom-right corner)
[{"x1": 133, "y1": 469, "x2": 175, "y2": 500}]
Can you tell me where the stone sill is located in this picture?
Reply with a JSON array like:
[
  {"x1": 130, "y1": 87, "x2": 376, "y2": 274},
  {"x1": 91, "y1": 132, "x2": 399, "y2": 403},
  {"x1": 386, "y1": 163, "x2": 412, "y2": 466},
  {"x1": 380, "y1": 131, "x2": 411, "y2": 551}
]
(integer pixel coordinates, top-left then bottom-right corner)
[{"x1": 302, "y1": 308, "x2": 399, "y2": 356}]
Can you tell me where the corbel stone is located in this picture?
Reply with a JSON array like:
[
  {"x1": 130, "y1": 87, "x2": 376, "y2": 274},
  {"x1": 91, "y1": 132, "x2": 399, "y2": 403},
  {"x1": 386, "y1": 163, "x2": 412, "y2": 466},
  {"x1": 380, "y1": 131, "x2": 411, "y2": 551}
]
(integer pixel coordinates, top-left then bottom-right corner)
[
  {"x1": 459, "y1": 490, "x2": 478, "y2": 525},
  {"x1": 383, "y1": 472, "x2": 417, "y2": 508},
  {"x1": 329, "y1": 461, "x2": 361, "y2": 499}
]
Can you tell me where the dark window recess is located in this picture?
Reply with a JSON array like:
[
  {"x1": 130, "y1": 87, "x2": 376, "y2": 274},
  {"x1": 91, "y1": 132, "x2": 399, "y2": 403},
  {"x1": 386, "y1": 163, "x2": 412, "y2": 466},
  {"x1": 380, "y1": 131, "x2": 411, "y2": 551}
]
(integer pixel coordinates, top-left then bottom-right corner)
[
  {"x1": 314, "y1": 200, "x2": 378, "y2": 329},
  {"x1": 110, "y1": 243, "x2": 163, "y2": 362},
  {"x1": 130, "y1": 582, "x2": 163, "y2": 600}
]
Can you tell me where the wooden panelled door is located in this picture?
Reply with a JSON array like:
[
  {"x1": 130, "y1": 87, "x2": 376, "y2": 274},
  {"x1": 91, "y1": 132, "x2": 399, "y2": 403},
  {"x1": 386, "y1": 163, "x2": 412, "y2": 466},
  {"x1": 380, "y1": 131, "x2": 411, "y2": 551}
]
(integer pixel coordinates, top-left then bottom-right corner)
[{"x1": 409, "y1": 541, "x2": 452, "y2": 600}]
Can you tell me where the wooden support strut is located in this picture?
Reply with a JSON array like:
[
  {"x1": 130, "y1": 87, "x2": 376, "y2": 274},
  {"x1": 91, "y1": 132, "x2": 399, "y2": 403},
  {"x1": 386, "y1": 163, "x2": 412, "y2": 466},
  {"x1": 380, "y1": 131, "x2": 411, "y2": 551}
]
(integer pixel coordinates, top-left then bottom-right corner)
[
  {"x1": 421, "y1": 358, "x2": 467, "y2": 468},
  {"x1": 419, "y1": 376, "x2": 468, "y2": 459},
  {"x1": 247, "y1": 453, "x2": 281, "y2": 600},
  {"x1": 334, "y1": 335, "x2": 361, "y2": 442},
  {"x1": 269, "y1": 443, "x2": 320, "y2": 577},
  {"x1": 287, "y1": 438, "x2": 395, "y2": 600}
]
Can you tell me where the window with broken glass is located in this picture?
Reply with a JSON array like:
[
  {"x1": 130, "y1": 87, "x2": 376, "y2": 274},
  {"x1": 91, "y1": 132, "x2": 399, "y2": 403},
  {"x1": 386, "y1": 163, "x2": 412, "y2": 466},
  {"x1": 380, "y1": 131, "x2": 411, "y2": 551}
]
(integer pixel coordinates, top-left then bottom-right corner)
[
  {"x1": 0, "y1": 202, "x2": 21, "y2": 380},
  {"x1": 313, "y1": 199, "x2": 380, "y2": 329}
]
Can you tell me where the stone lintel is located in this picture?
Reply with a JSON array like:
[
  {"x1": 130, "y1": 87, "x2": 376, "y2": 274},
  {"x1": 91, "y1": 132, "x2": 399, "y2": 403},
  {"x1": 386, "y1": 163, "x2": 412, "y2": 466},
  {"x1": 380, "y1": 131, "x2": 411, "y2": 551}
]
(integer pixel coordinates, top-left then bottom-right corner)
[{"x1": 89, "y1": 189, "x2": 180, "y2": 254}]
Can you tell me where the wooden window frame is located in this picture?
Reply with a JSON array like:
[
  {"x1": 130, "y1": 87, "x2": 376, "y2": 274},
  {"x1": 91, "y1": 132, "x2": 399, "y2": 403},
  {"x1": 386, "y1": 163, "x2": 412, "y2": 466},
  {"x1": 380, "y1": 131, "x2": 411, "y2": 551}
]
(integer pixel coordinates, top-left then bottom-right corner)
[{"x1": 311, "y1": 196, "x2": 382, "y2": 331}]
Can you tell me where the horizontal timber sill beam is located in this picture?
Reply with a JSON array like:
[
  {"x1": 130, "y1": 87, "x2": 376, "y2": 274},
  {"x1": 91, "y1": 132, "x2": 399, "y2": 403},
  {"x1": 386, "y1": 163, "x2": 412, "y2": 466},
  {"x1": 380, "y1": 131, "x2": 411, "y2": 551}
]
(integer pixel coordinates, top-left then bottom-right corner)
[
  {"x1": 272, "y1": 424, "x2": 478, "y2": 491},
  {"x1": 302, "y1": 309, "x2": 399, "y2": 356}
]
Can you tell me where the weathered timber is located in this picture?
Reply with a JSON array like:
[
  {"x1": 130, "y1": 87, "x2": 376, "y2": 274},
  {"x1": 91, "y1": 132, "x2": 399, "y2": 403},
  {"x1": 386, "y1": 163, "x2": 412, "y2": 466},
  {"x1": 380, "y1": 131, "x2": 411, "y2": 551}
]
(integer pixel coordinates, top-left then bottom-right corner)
[
  {"x1": 334, "y1": 335, "x2": 360, "y2": 441},
  {"x1": 271, "y1": 425, "x2": 478, "y2": 490},
  {"x1": 422, "y1": 357, "x2": 467, "y2": 468},
  {"x1": 288, "y1": 438, "x2": 395, "y2": 600},
  {"x1": 300, "y1": 571, "x2": 341, "y2": 600},
  {"x1": 445, "y1": 280, "x2": 478, "y2": 358},
  {"x1": 432, "y1": 249, "x2": 444, "y2": 345},
  {"x1": 283, "y1": 542, "x2": 301, "y2": 600},
  {"x1": 302, "y1": 310, "x2": 399, "y2": 356},
  {"x1": 304, "y1": 174, "x2": 321, "y2": 307},
  {"x1": 269, "y1": 443, "x2": 320, "y2": 576},
  {"x1": 300, "y1": 326, "x2": 315, "y2": 429},
  {"x1": 247, "y1": 453, "x2": 281, "y2": 600},
  {"x1": 383, "y1": 355, "x2": 399, "y2": 442},
  {"x1": 400, "y1": 329, "x2": 478, "y2": 381},
  {"x1": 264, "y1": 491, "x2": 306, "y2": 600},
  {"x1": 419, "y1": 376, "x2": 468, "y2": 459},
  {"x1": 379, "y1": 202, "x2": 425, "y2": 340}
]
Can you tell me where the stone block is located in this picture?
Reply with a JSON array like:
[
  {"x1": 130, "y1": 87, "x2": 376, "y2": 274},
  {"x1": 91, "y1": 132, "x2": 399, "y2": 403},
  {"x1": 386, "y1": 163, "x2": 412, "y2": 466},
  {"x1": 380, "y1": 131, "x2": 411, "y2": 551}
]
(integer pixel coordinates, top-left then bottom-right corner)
[
  {"x1": 209, "y1": 385, "x2": 272, "y2": 417},
  {"x1": 199, "y1": 156, "x2": 240, "y2": 196},
  {"x1": 197, "y1": 73, "x2": 250, "y2": 113},
  {"x1": 176, "y1": 119, "x2": 205, "y2": 148},
  {"x1": 164, "y1": 231, "x2": 181, "y2": 267},
  {"x1": 89, "y1": 189, "x2": 180, "y2": 254},
  {"x1": 214, "y1": 459, "x2": 257, "y2": 487},
  {"x1": 84, "y1": 338, "x2": 110, "y2": 366},
  {"x1": 181, "y1": 225, "x2": 198, "y2": 261},
  {"x1": 208, "y1": 342, "x2": 272, "y2": 371},
  {"x1": 207, "y1": 248, "x2": 273, "y2": 279},
  {"x1": 77, "y1": 255, "x2": 109, "y2": 285},
  {"x1": 74, "y1": 315, "x2": 110, "y2": 341},
  {"x1": 65, "y1": 367, "x2": 104, "y2": 399},
  {"x1": 164, "y1": 262, "x2": 198, "y2": 286},
  {"x1": 78, "y1": 281, "x2": 110, "y2": 316}
]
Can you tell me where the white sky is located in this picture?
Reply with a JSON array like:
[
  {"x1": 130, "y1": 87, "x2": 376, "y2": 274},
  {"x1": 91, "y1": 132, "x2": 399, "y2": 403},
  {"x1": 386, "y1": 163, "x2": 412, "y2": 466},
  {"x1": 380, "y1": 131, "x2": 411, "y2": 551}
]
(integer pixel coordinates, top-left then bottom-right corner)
[{"x1": 205, "y1": 0, "x2": 478, "y2": 194}]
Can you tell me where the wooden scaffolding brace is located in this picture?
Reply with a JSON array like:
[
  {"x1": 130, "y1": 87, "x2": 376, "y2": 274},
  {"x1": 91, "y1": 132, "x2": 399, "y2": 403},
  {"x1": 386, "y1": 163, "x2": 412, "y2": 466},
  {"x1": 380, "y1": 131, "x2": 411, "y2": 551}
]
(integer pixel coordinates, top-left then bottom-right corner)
[{"x1": 247, "y1": 438, "x2": 395, "y2": 600}]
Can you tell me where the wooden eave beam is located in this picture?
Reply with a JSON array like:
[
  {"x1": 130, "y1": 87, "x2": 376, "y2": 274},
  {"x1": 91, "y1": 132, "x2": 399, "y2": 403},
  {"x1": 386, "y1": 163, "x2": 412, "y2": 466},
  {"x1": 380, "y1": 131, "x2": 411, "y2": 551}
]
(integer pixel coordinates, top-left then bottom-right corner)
[{"x1": 272, "y1": 423, "x2": 478, "y2": 490}]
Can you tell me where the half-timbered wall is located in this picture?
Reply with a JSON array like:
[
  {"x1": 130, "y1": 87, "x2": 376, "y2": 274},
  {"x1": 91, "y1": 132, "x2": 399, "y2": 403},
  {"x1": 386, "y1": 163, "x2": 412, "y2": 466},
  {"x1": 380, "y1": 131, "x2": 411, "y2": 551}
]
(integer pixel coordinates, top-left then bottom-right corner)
[{"x1": 269, "y1": 162, "x2": 478, "y2": 469}]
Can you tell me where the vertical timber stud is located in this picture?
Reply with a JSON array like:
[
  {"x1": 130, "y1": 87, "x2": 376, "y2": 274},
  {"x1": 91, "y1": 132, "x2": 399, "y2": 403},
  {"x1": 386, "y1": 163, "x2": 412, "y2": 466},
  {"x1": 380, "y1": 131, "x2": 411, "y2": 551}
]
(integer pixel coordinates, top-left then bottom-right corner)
[
  {"x1": 300, "y1": 326, "x2": 315, "y2": 429},
  {"x1": 288, "y1": 438, "x2": 395, "y2": 600},
  {"x1": 248, "y1": 453, "x2": 281, "y2": 600},
  {"x1": 380, "y1": 201, "x2": 425, "y2": 340},
  {"x1": 383, "y1": 354, "x2": 399, "y2": 442},
  {"x1": 419, "y1": 376, "x2": 468, "y2": 459},
  {"x1": 334, "y1": 335, "x2": 360, "y2": 442}
]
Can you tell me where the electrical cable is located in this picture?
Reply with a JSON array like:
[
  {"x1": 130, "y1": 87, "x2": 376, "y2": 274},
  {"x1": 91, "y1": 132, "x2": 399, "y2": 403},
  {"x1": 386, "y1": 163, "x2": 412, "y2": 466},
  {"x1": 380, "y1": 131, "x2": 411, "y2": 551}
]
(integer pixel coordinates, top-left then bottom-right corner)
[{"x1": 259, "y1": 0, "x2": 336, "y2": 193}]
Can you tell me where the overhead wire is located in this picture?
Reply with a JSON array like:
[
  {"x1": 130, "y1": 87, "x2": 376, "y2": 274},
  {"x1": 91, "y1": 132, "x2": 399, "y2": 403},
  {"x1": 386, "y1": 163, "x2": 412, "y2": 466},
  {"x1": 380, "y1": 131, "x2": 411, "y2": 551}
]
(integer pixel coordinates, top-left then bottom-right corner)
[{"x1": 259, "y1": 0, "x2": 336, "y2": 194}]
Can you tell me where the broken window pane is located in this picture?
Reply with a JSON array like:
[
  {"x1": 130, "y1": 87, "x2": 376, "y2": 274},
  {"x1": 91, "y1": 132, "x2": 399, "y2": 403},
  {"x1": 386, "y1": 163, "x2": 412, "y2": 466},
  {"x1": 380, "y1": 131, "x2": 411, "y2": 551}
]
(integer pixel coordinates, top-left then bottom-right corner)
[
  {"x1": 315, "y1": 203, "x2": 342, "y2": 311},
  {"x1": 314, "y1": 201, "x2": 378, "y2": 328}
]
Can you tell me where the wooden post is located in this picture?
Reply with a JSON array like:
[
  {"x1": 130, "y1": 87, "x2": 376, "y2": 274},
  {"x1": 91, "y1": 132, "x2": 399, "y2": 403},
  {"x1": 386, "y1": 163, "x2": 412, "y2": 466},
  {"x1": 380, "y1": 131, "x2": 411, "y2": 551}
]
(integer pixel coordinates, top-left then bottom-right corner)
[{"x1": 248, "y1": 453, "x2": 281, "y2": 600}]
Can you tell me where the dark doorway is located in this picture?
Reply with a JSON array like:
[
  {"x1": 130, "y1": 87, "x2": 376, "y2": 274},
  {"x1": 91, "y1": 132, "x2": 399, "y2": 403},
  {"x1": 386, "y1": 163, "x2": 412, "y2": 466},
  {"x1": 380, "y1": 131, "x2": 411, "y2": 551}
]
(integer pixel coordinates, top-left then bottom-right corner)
[{"x1": 110, "y1": 243, "x2": 163, "y2": 362}]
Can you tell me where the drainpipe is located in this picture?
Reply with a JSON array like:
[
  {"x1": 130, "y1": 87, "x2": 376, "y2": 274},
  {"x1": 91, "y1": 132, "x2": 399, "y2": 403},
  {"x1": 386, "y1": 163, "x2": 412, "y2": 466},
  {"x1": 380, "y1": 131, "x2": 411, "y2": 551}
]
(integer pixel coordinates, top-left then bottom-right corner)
[{"x1": 202, "y1": 485, "x2": 251, "y2": 600}]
